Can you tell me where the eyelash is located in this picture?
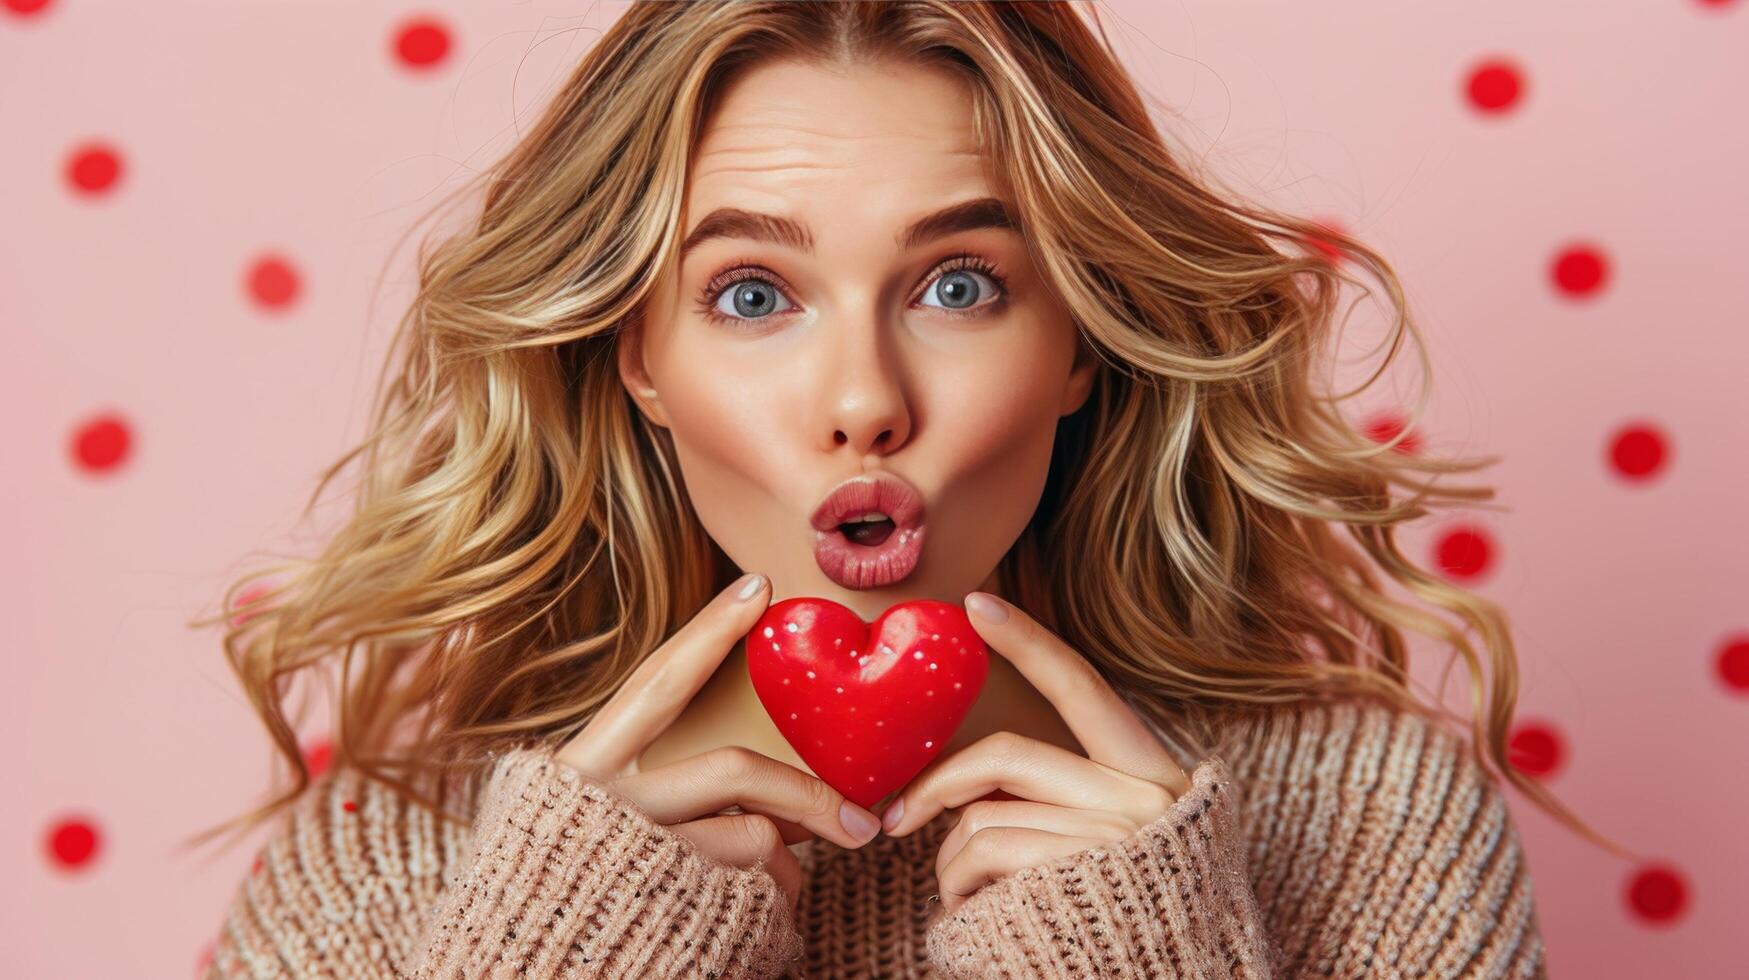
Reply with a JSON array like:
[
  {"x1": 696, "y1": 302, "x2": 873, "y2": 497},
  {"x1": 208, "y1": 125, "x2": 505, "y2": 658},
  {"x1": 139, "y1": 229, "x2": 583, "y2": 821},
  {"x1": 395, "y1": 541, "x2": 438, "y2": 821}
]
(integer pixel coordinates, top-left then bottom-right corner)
[{"x1": 692, "y1": 252, "x2": 1011, "y2": 329}]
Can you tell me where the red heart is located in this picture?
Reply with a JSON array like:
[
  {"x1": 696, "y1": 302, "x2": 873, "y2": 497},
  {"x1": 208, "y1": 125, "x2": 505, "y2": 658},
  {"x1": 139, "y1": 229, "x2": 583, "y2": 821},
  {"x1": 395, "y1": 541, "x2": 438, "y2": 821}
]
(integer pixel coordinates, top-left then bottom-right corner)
[{"x1": 745, "y1": 597, "x2": 989, "y2": 810}]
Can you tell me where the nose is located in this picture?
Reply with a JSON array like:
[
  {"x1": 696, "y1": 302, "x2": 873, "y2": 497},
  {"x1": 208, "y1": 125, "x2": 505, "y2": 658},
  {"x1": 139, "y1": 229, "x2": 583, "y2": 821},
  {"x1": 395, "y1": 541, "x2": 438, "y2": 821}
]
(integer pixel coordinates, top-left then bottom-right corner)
[{"x1": 816, "y1": 314, "x2": 913, "y2": 457}]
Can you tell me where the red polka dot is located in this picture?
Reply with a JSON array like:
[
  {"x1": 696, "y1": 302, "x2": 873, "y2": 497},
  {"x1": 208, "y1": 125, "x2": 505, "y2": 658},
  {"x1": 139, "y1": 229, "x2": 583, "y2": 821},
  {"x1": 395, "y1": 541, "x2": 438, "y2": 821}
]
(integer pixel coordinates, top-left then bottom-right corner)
[
  {"x1": 393, "y1": 17, "x2": 452, "y2": 69},
  {"x1": 45, "y1": 816, "x2": 102, "y2": 870},
  {"x1": 1626, "y1": 865, "x2": 1689, "y2": 924},
  {"x1": 4, "y1": 0, "x2": 54, "y2": 16},
  {"x1": 69, "y1": 412, "x2": 133, "y2": 474},
  {"x1": 342, "y1": 799, "x2": 359, "y2": 813},
  {"x1": 252, "y1": 856, "x2": 263, "y2": 875},
  {"x1": 303, "y1": 738, "x2": 334, "y2": 779},
  {"x1": 1716, "y1": 635, "x2": 1749, "y2": 693},
  {"x1": 229, "y1": 582, "x2": 273, "y2": 628},
  {"x1": 1465, "y1": 58, "x2": 1525, "y2": 113},
  {"x1": 1433, "y1": 524, "x2": 1495, "y2": 581},
  {"x1": 246, "y1": 254, "x2": 302, "y2": 310},
  {"x1": 1607, "y1": 423, "x2": 1669, "y2": 481},
  {"x1": 1506, "y1": 720, "x2": 1565, "y2": 778},
  {"x1": 1305, "y1": 217, "x2": 1347, "y2": 263},
  {"x1": 1550, "y1": 243, "x2": 1610, "y2": 298},
  {"x1": 1695, "y1": 0, "x2": 1738, "y2": 8},
  {"x1": 1363, "y1": 411, "x2": 1422, "y2": 454},
  {"x1": 64, "y1": 142, "x2": 123, "y2": 197}
]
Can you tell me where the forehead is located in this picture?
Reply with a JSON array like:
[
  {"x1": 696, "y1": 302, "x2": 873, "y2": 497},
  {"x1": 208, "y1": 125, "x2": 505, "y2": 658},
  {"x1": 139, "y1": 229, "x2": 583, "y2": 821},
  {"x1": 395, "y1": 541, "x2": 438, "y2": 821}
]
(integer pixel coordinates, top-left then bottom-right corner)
[{"x1": 687, "y1": 58, "x2": 993, "y2": 218}]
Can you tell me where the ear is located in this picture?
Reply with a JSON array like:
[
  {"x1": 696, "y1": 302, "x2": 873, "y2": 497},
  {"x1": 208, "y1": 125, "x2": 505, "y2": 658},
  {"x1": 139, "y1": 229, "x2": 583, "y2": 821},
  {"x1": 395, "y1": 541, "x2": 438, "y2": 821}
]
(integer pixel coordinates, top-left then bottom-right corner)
[
  {"x1": 1060, "y1": 328, "x2": 1098, "y2": 417},
  {"x1": 616, "y1": 317, "x2": 672, "y2": 428}
]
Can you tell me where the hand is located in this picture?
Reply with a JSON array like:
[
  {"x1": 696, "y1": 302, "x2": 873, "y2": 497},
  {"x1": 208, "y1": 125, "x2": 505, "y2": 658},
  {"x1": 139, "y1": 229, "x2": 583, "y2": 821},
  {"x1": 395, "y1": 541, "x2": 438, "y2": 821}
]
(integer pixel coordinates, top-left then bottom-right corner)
[
  {"x1": 554, "y1": 572, "x2": 885, "y2": 911},
  {"x1": 879, "y1": 591, "x2": 1193, "y2": 915}
]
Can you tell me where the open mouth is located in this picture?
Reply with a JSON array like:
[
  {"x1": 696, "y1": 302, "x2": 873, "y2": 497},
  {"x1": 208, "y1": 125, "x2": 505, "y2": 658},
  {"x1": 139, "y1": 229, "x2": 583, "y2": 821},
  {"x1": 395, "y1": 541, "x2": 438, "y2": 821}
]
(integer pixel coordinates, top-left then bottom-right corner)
[
  {"x1": 810, "y1": 474, "x2": 928, "y2": 590},
  {"x1": 812, "y1": 518, "x2": 925, "y2": 590},
  {"x1": 836, "y1": 515, "x2": 897, "y2": 547}
]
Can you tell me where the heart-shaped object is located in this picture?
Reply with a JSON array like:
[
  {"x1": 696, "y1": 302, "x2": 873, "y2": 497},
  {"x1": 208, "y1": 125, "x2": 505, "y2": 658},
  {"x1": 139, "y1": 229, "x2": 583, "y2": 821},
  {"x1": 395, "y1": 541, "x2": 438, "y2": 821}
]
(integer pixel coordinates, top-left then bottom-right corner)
[{"x1": 744, "y1": 597, "x2": 989, "y2": 809}]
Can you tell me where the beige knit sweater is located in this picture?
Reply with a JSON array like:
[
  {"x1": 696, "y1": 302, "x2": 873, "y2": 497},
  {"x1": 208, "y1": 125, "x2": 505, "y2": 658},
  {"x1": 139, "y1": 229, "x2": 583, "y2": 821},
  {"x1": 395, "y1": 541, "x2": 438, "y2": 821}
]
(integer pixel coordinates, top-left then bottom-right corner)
[{"x1": 206, "y1": 698, "x2": 1548, "y2": 978}]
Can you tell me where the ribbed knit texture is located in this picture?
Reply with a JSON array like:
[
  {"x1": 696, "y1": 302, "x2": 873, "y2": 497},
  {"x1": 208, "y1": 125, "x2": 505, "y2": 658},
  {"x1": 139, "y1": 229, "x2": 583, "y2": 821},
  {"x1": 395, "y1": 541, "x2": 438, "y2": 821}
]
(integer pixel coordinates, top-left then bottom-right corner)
[{"x1": 206, "y1": 699, "x2": 1548, "y2": 978}]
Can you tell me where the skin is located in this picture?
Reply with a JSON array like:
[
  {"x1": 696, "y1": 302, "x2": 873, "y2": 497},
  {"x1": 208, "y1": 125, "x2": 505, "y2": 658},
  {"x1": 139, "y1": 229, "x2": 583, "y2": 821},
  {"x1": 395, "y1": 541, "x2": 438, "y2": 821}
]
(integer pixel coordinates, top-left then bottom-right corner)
[{"x1": 614, "y1": 57, "x2": 1190, "y2": 912}]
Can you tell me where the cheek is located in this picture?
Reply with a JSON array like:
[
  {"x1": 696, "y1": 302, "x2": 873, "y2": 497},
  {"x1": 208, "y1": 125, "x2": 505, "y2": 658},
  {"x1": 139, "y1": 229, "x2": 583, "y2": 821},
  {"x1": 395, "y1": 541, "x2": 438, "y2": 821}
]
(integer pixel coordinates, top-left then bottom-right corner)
[
  {"x1": 642, "y1": 317, "x2": 777, "y2": 462},
  {"x1": 661, "y1": 375, "x2": 784, "y2": 479},
  {"x1": 926, "y1": 337, "x2": 1067, "y2": 464},
  {"x1": 921, "y1": 347, "x2": 1066, "y2": 524},
  {"x1": 651, "y1": 359, "x2": 808, "y2": 544}
]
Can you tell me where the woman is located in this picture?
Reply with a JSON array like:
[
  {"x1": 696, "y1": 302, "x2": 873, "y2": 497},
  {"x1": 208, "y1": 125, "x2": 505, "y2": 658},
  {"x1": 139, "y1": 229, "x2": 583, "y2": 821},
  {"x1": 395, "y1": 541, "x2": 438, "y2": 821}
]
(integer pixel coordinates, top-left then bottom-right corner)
[{"x1": 194, "y1": 3, "x2": 1628, "y2": 977}]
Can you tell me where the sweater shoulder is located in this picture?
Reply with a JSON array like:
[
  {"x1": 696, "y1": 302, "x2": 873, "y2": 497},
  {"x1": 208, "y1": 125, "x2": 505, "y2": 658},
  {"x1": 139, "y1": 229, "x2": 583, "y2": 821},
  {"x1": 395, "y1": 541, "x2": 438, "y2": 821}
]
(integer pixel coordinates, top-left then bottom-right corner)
[
  {"x1": 1218, "y1": 697, "x2": 1546, "y2": 976},
  {"x1": 258, "y1": 760, "x2": 474, "y2": 886},
  {"x1": 240, "y1": 740, "x2": 697, "y2": 896},
  {"x1": 1222, "y1": 696, "x2": 1501, "y2": 804},
  {"x1": 209, "y1": 761, "x2": 477, "y2": 976},
  {"x1": 1216, "y1": 696, "x2": 1518, "y2": 849},
  {"x1": 213, "y1": 747, "x2": 808, "y2": 978}
]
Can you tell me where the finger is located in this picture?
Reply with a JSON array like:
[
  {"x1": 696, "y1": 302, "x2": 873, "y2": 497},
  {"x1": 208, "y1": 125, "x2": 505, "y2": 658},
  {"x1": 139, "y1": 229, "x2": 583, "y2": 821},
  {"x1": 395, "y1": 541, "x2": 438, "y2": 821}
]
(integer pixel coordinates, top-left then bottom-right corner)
[
  {"x1": 963, "y1": 591, "x2": 1187, "y2": 788},
  {"x1": 936, "y1": 827, "x2": 1104, "y2": 915},
  {"x1": 716, "y1": 804, "x2": 813, "y2": 846},
  {"x1": 668, "y1": 813, "x2": 802, "y2": 908},
  {"x1": 563, "y1": 573, "x2": 769, "y2": 776},
  {"x1": 882, "y1": 731, "x2": 1168, "y2": 837},
  {"x1": 613, "y1": 745, "x2": 883, "y2": 849},
  {"x1": 933, "y1": 799, "x2": 1134, "y2": 881}
]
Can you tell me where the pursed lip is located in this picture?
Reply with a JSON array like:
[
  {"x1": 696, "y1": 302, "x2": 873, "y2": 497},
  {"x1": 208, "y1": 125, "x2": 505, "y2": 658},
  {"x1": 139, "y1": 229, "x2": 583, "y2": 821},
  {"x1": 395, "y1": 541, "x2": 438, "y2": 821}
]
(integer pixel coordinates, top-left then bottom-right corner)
[{"x1": 809, "y1": 472, "x2": 927, "y2": 532}]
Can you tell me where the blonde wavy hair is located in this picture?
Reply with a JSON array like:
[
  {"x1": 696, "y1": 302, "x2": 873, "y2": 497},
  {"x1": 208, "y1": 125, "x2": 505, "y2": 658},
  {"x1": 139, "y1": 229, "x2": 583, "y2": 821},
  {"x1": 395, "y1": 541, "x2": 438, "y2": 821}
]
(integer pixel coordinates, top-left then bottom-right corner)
[{"x1": 185, "y1": 0, "x2": 1635, "y2": 861}]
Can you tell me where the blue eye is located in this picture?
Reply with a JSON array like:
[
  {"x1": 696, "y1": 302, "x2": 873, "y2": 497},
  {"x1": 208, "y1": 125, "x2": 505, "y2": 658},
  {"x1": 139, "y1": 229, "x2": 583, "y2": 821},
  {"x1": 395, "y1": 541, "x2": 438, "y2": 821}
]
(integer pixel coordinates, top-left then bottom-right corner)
[
  {"x1": 694, "y1": 253, "x2": 1010, "y2": 329},
  {"x1": 918, "y1": 268, "x2": 1001, "y2": 313},
  {"x1": 710, "y1": 276, "x2": 795, "y2": 323}
]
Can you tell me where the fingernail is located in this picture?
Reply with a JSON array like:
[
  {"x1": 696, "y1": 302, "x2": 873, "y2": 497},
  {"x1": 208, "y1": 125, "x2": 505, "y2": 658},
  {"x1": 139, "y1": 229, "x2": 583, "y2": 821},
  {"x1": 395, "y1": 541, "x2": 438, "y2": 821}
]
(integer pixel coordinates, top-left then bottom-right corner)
[
  {"x1": 840, "y1": 801, "x2": 881, "y2": 843},
  {"x1": 881, "y1": 797, "x2": 905, "y2": 833},
  {"x1": 965, "y1": 592, "x2": 1008, "y2": 623},
  {"x1": 736, "y1": 573, "x2": 765, "y2": 601}
]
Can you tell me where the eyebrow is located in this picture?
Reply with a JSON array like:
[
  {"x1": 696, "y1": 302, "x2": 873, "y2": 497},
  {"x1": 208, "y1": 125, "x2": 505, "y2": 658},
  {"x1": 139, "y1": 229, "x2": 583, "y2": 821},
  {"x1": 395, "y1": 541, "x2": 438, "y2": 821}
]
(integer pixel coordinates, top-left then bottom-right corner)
[{"x1": 677, "y1": 196, "x2": 1019, "y2": 263}]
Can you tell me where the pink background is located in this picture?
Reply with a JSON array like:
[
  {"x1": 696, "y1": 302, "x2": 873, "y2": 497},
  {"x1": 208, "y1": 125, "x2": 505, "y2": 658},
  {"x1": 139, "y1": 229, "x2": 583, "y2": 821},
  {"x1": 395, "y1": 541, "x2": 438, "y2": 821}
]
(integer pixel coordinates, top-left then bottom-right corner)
[{"x1": 5, "y1": 1, "x2": 1746, "y2": 976}]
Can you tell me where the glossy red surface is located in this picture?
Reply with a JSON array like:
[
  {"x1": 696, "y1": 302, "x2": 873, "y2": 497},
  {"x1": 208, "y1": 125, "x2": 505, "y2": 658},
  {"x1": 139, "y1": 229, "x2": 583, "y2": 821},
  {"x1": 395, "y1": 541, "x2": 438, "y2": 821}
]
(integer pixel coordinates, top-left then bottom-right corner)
[{"x1": 745, "y1": 596, "x2": 989, "y2": 809}]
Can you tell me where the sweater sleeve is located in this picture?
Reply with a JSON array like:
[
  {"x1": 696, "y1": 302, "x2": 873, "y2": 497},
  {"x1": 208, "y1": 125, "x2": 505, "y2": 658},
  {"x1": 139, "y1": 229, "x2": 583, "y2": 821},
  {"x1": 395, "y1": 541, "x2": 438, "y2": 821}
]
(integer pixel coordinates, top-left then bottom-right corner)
[
  {"x1": 412, "y1": 748, "x2": 806, "y2": 977},
  {"x1": 923, "y1": 755, "x2": 1278, "y2": 978},
  {"x1": 924, "y1": 742, "x2": 1547, "y2": 979},
  {"x1": 207, "y1": 747, "x2": 806, "y2": 979}
]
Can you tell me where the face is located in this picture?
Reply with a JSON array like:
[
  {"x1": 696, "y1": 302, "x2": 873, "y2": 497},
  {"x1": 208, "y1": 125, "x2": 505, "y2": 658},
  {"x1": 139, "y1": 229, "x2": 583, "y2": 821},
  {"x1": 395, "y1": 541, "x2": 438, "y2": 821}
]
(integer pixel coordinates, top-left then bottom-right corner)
[{"x1": 619, "y1": 57, "x2": 1095, "y2": 621}]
